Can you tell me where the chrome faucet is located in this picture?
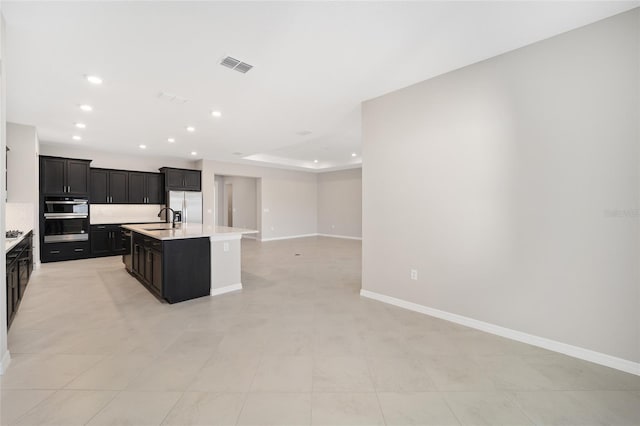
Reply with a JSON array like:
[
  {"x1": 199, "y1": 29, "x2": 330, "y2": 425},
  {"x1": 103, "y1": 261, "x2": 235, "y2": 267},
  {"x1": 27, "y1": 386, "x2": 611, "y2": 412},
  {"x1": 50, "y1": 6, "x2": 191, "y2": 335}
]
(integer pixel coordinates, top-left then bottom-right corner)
[{"x1": 157, "y1": 207, "x2": 178, "y2": 228}]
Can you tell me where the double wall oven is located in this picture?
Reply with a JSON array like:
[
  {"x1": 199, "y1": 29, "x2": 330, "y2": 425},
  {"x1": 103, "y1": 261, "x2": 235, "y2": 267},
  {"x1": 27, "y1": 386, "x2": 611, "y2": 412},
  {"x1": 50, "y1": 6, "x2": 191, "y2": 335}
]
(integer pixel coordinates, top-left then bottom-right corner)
[{"x1": 43, "y1": 197, "x2": 89, "y2": 243}]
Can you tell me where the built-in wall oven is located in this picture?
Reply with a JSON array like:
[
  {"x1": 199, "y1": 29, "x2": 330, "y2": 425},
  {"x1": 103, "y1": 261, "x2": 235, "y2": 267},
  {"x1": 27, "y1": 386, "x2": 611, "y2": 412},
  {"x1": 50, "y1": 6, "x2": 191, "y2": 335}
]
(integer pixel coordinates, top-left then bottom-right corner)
[{"x1": 43, "y1": 197, "x2": 89, "y2": 242}]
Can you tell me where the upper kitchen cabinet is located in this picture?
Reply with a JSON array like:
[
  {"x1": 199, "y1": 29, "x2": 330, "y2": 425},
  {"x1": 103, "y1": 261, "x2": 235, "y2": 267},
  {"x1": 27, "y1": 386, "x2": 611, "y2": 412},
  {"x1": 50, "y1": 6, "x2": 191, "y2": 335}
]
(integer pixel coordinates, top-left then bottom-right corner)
[
  {"x1": 128, "y1": 172, "x2": 164, "y2": 204},
  {"x1": 40, "y1": 156, "x2": 91, "y2": 196},
  {"x1": 90, "y1": 168, "x2": 128, "y2": 204},
  {"x1": 160, "y1": 167, "x2": 201, "y2": 191}
]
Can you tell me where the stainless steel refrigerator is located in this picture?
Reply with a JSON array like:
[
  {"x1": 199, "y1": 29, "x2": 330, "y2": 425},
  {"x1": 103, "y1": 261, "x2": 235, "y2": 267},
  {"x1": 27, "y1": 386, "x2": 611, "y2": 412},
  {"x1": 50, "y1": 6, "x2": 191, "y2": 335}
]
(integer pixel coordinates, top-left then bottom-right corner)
[{"x1": 167, "y1": 191, "x2": 203, "y2": 224}]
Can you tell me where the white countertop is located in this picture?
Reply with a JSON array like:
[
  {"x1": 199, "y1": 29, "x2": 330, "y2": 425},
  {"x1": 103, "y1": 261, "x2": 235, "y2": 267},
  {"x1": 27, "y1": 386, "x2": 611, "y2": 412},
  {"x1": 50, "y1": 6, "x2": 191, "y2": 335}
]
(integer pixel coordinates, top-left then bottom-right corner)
[
  {"x1": 91, "y1": 218, "x2": 165, "y2": 225},
  {"x1": 122, "y1": 223, "x2": 258, "y2": 241},
  {"x1": 6, "y1": 230, "x2": 31, "y2": 253}
]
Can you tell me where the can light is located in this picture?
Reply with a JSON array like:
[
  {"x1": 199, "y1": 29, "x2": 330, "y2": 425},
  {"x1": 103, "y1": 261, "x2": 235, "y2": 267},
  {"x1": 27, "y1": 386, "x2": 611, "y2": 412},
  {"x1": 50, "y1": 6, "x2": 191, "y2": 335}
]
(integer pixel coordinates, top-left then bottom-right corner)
[
  {"x1": 75, "y1": 122, "x2": 86, "y2": 129},
  {"x1": 86, "y1": 75, "x2": 103, "y2": 85},
  {"x1": 139, "y1": 144, "x2": 147, "y2": 149},
  {"x1": 191, "y1": 151, "x2": 197, "y2": 156},
  {"x1": 79, "y1": 104, "x2": 93, "y2": 112},
  {"x1": 186, "y1": 126, "x2": 195, "y2": 132},
  {"x1": 211, "y1": 111, "x2": 222, "y2": 118},
  {"x1": 168, "y1": 138, "x2": 175, "y2": 143},
  {"x1": 72, "y1": 135, "x2": 82, "y2": 141}
]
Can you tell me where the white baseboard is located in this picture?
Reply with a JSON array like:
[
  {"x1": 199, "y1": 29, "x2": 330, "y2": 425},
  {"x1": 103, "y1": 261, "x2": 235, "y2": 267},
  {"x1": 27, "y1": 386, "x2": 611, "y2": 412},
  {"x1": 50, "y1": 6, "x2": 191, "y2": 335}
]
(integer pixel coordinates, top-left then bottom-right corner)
[
  {"x1": 0, "y1": 350, "x2": 11, "y2": 375},
  {"x1": 360, "y1": 289, "x2": 640, "y2": 376},
  {"x1": 317, "y1": 233, "x2": 362, "y2": 241},
  {"x1": 210, "y1": 283, "x2": 242, "y2": 296},
  {"x1": 260, "y1": 233, "x2": 318, "y2": 242}
]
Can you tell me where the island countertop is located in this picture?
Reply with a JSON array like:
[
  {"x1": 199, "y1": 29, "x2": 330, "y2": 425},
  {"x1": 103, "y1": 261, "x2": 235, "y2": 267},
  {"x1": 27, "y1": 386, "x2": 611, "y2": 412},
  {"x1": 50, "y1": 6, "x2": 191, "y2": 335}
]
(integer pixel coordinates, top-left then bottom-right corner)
[{"x1": 122, "y1": 223, "x2": 258, "y2": 241}]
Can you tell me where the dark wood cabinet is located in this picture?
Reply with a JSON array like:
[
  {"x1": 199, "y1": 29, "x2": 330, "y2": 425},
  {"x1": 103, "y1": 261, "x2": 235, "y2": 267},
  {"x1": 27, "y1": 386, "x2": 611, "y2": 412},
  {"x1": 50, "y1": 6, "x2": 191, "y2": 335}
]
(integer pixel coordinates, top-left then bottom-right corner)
[
  {"x1": 41, "y1": 241, "x2": 90, "y2": 262},
  {"x1": 127, "y1": 172, "x2": 163, "y2": 204},
  {"x1": 160, "y1": 167, "x2": 201, "y2": 191},
  {"x1": 90, "y1": 169, "x2": 129, "y2": 204},
  {"x1": 90, "y1": 225, "x2": 125, "y2": 256},
  {"x1": 146, "y1": 173, "x2": 164, "y2": 204},
  {"x1": 129, "y1": 231, "x2": 209, "y2": 303},
  {"x1": 40, "y1": 156, "x2": 91, "y2": 195},
  {"x1": 6, "y1": 232, "x2": 33, "y2": 329}
]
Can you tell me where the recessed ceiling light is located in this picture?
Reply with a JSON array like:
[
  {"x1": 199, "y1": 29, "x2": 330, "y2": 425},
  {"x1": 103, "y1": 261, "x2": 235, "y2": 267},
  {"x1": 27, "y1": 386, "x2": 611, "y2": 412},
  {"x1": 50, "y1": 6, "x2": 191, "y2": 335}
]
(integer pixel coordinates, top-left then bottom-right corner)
[
  {"x1": 86, "y1": 75, "x2": 103, "y2": 85},
  {"x1": 72, "y1": 135, "x2": 82, "y2": 141},
  {"x1": 167, "y1": 138, "x2": 175, "y2": 143},
  {"x1": 79, "y1": 104, "x2": 93, "y2": 112},
  {"x1": 314, "y1": 159, "x2": 319, "y2": 163},
  {"x1": 211, "y1": 111, "x2": 222, "y2": 118},
  {"x1": 351, "y1": 152, "x2": 357, "y2": 157},
  {"x1": 75, "y1": 122, "x2": 86, "y2": 129},
  {"x1": 186, "y1": 126, "x2": 195, "y2": 132},
  {"x1": 190, "y1": 151, "x2": 197, "y2": 156},
  {"x1": 139, "y1": 144, "x2": 147, "y2": 149}
]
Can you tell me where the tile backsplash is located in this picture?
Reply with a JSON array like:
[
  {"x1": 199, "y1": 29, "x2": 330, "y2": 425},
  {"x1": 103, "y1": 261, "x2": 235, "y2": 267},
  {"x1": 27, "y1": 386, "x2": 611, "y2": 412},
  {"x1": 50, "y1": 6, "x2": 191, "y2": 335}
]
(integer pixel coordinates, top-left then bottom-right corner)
[
  {"x1": 6, "y1": 202, "x2": 35, "y2": 231},
  {"x1": 90, "y1": 204, "x2": 166, "y2": 224}
]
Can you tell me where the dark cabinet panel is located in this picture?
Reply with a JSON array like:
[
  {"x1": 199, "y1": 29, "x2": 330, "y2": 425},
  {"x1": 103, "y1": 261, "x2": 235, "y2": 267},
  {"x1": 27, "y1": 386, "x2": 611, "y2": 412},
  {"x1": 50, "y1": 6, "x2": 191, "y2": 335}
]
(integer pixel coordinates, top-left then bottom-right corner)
[
  {"x1": 183, "y1": 170, "x2": 201, "y2": 191},
  {"x1": 126, "y1": 172, "x2": 164, "y2": 204},
  {"x1": 40, "y1": 156, "x2": 91, "y2": 196},
  {"x1": 151, "y1": 250, "x2": 162, "y2": 292},
  {"x1": 7, "y1": 232, "x2": 33, "y2": 329},
  {"x1": 90, "y1": 227, "x2": 112, "y2": 255},
  {"x1": 128, "y1": 172, "x2": 146, "y2": 204},
  {"x1": 109, "y1": 171, "x2": 128, "y2": 203},
  {"x1": 41, "y1": 157, "x2": 66, "y2": 194},
  {"x1": 67, "y1": 160, "x2": 90, "y2": 195},
  {"x1": 90, "y1": 169, "x2": 109, "y2": 203},
  {"x1": 165, "y1": 169, "x2": 184, "y2": 189},
  {"x1": 91, "y1": 225, "x2": 126, "y2": 257},
  {"x1": 160, "y1": 167, "x2": 201, "y2": 191},
  {"x1": 128, "y1": 231, "x2": 209, "y2": 304},
  {"x1": 41, "y1": 241, "x2": 90, "y2": 263},
  {"x1": 146, "y1": 173, "x2": 164, "y2": 204},
  {"x1": 91, "y1": 169, "x2": 129, "y2": 204}
]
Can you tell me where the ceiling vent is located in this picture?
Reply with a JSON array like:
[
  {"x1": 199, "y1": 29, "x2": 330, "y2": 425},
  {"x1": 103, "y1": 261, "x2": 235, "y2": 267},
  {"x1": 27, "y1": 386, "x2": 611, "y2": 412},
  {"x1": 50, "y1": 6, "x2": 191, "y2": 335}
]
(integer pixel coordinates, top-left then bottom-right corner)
[
  {"x1": 157, "y1": 91, "x2": 189, "y2": 104},
  {"x1": 220, "y1": 56, "x2": 253, "y2": 74}
]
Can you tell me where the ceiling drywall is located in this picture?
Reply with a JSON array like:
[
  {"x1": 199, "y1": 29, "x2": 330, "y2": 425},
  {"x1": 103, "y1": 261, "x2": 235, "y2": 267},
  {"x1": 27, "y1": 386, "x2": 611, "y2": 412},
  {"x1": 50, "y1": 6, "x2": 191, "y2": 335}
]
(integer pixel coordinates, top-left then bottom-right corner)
[{"x1": 3, "y1": 1, "x2": 638, "y2": 172}]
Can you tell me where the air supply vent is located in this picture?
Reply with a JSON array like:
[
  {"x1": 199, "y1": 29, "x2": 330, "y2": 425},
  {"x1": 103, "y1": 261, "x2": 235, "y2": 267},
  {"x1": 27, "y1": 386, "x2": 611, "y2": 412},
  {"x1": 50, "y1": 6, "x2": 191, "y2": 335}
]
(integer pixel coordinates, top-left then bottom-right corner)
[{"x1": 220, "y1": 56, "x2": 253, "y2": 74}]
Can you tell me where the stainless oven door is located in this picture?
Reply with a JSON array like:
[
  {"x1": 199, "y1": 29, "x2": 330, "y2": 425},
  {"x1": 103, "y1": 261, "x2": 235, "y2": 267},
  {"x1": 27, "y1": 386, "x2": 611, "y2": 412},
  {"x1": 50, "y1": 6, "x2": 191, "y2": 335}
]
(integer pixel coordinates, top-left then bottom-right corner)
[{"x1": 43, "y1": 217, "x2": 89, "y2": 243}]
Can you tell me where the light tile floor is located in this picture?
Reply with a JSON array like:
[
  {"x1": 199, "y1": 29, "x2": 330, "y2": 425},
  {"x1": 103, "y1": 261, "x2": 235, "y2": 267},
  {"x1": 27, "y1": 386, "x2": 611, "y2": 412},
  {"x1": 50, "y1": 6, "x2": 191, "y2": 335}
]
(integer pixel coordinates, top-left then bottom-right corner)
[{"x1": 2, "y1": 236, "x2": 640, "y2": 425}]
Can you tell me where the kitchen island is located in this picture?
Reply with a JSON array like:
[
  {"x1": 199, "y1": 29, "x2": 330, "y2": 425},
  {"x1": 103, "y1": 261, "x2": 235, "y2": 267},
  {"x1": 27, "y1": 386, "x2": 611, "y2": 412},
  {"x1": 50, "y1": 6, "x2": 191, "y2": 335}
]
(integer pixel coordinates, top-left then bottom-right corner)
[{"x1": 122, "y1": 223, "x2": 257, "y2": 303}]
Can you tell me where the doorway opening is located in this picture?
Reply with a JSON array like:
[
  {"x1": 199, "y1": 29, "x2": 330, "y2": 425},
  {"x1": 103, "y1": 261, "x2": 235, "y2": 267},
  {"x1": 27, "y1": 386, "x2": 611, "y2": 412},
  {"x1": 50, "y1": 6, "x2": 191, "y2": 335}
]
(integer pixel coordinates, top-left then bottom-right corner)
[{"x1": 214, "y1": 175, "x2": 259, "y2": 238}]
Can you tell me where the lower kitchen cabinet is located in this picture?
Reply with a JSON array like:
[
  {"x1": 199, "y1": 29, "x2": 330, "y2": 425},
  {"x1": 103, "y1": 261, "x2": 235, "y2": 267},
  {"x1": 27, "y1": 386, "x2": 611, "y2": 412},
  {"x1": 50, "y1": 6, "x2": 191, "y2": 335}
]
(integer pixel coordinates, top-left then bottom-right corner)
[
  {"x1": 130, "y1": 231, "x2": 209, "y2": 303},
  {"x1": 6, "y1": 232, "x2": 33, "y2": 329},
  {"x1": 41, "y1": 241, "x2": 90, "y2": 262},
  {"x1": 90, "y1": 225, "x2": 125, "y2": 256}
]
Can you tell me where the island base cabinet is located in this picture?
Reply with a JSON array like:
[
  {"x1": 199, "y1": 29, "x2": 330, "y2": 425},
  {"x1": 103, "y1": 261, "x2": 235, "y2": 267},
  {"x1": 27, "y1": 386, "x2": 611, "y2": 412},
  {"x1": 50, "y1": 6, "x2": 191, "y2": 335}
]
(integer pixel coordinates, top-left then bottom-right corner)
[
  {"x1": 162, "y1": 238, "x2": 210, "y2": 303},
  {"x1": 130, "y1": 232, "x2": 209, "y2": 303}
]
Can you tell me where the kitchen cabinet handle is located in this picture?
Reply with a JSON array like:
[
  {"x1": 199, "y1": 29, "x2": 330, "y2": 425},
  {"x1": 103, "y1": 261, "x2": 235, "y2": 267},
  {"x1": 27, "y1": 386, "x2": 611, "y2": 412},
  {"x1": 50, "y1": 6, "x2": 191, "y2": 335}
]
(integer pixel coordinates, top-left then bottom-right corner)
[
  {"x1": 74, "y1": 248, "x2": 84, "y2": 252},
  {"x1": 50, "y1": 250, "x2": 60, "y2": 254},
  {"x1": 97, "y1": 225, "x2": 106, "y2": 229},
  {"x1": 68, "y1": 186, "x2": 71, "y2": 193}
]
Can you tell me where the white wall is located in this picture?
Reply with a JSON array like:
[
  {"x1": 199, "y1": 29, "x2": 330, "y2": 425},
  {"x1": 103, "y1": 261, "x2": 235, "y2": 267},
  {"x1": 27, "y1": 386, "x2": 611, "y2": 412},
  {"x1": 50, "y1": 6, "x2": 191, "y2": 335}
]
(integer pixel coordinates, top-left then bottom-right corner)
[
  {"x1": 198, "y1": 160, "x2": 317, "y2": 240},
  {"x1": 215, "y1": 175, "x2": 258, "y2": 230},
  {"x1": 317, "y1": 168, "x2": 362, "y2": 238},
  {"x1": 362, "y1": 9, "x2": 640, "y2": 366},
  {"x1": 6, "y1": 122, "x2": 39, "y2": 264},
  {"x1": 39, "y1": 142, "x2": 196, "y2": 172},
  {"x1": 0, "y1": 9, "x2": 9, "y2": 375}
]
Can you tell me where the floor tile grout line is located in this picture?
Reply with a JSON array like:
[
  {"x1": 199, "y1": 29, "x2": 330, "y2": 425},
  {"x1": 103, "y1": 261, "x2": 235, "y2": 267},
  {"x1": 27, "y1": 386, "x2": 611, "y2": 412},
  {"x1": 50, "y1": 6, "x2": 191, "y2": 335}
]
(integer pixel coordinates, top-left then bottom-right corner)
[
  {"x1": 82, "y1": 389, "x2": 122, "y2": 426},
  {"x1": 157, "y1": 390, "x2": 187, "y2": 426},
  {"x1": 440, "y1": 392, "x2": 466, "y2": 426},
  {"x1": 233, "y1": 351, "x2": 265, "y2": 425}
]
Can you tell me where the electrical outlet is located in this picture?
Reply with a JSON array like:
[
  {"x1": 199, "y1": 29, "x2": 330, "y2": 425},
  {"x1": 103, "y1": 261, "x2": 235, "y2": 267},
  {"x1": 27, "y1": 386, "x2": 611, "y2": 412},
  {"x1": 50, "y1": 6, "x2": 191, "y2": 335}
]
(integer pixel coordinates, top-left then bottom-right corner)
[
  {"x1": 410, "y1": 269, "x2": 418, "y2": 280},
  {"x1": 331, "y1": 224, "x2": 335, "y2": 229},
  {"x1": 223, "y1": 242, "x2": 229, "y2": 252},
  {"x1": 270, "y1": 226, "x2": 275, "y2": 231}
]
